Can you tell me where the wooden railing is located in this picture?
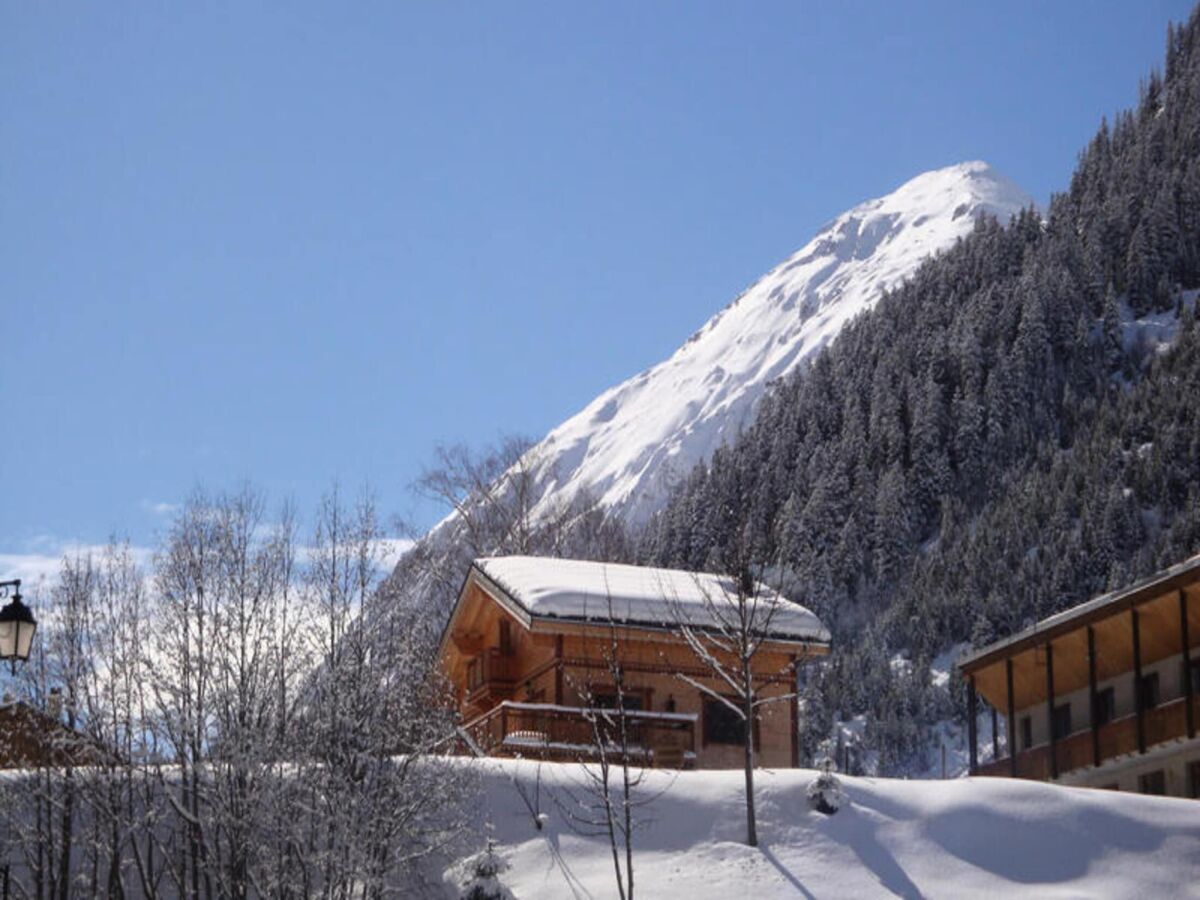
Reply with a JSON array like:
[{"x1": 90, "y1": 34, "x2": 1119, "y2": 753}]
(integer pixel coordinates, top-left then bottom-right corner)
[
  {"x1": 457, "y1": 701, "x2": 697, "y2": 768},
  {"x1": 977, "y1": 693, "x2": 1199, "y2": 779}
]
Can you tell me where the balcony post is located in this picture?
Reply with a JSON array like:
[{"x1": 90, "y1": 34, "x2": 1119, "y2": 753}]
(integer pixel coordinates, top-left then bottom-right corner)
[
  {"x1": 1133, "y1": 608, "x2": 1145, "y2": 755},
  {"x1": 790, "y1": 654, "x2": 800, "y2": 768},
  {"x1": 1045, "y1": 642, "x2": 1057, "y2": 780},
  {"x1": 1181, "y1": 589, "x2": 1194, "y2": 740},
  {"x1": 1088, "y1": 626, "x2": 1100, "y2": 768},
  {"x1": 1006, "y1": 658, "x2": 1016, "y2": 777},
  {"x1": 967, "y1": 675, "x2": 978, "y2": 774}
]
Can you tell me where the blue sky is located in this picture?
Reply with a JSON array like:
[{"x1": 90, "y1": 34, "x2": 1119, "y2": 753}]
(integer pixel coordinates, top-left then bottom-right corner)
[{"x1": 1, "y1": 1, "x2": 1193, "y2": 568}]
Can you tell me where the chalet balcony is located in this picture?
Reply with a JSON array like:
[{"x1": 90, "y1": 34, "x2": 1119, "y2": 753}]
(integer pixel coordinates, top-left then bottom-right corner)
[
  {"x1": 457, "y1": 701, "x2": 698, "y2": 769},
  {"x1": 977, "y1": 692, "x2": 1200, "y2": 781}
]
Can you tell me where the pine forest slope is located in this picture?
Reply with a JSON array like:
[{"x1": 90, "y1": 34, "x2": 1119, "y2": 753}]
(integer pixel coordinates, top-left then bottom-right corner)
[
  {"x1": 523, "y1": 162, "x2": 1032, "y2": 527},
  {"x1": 644, "y1": 9, "x2": 1200, "y2": 772}
]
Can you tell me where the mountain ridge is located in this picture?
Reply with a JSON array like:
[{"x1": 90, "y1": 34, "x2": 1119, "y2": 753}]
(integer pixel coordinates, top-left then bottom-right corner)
[{"x1": 522, "y1": 161, "x2": 1034, "y2": 527}]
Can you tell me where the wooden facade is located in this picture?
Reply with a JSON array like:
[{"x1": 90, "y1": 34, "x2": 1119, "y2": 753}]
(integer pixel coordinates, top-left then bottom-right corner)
[
  {"x1": 0, "y1": 701, "x2": 107, "y2": 769},
  {"x1": 438, "y1": 559, "x2": 829, "y2": 770},
  {"x1": 960, "y1": 554, "x2": 1200, "y2": 798}
]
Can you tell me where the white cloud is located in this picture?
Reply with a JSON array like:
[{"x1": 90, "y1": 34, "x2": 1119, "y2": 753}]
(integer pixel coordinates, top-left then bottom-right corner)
[
  {"x1": 373, "y1": 537, "x2": 415, "y2": 567},
  {"x1": 0, "y1": 542, "x2": 156, "y2": 595},
  {"x1": 140, "y1": 499, "x2": 179, "y2": 516},
  {"x1": 0, "y1": 536, "x2": 412, "y2": 597}
]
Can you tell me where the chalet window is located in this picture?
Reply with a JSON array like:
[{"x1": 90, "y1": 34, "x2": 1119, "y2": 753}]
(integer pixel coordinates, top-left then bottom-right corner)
[
  {"x1": 1138, "y1": 770, "x2": 1166, "y2": 796},
  {"x1": 594, "y1": 693, "x2": 643, "y2": 712},
  {"x1": 1020, "y1": 716, "x2": 1033, "y2": 750},
  {"x1": 499, "y1": 620, "x2": 513, "y2": 656},
  {"x1": 1189, "y1": 761, "x2": 1200, "y2": 800},
  {"x1": 1189, "y1": 659, "x2": 1200, "y2": 694},
  {"x1": 1139, "y1": 672, "x2": 1160, "y2": 710},
  {"x1": 1093, "y1": 687, "x2": 1115, "y2": 726},
  {"x1": 1052, "y1": 703, "x2": 1072, "y2": 741},
  {"x1": 704, "y1": 698, "x2": 745, "y2": 746}
]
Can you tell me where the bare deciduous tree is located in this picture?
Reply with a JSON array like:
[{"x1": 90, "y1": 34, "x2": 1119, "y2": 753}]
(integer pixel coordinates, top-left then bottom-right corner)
[
  {"x1": 668, "y1": 548, "x2": 808, "y2": 848},
  {"x1": 0, "y1": 484, "x2": 471, "y2": 899}
]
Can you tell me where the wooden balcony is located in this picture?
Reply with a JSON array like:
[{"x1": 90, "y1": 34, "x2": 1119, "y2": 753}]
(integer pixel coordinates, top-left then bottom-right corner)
[
  {"x1": 978, "y1": 692, "x2": 1200, "y2": 780},
  {"x1": 457, "y1": 701, "x2": 698, "y2": 768}
]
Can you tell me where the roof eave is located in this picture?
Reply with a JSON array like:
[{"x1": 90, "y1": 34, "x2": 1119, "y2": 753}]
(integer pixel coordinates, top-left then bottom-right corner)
[{"x1": 959, "y1": 553, "x2": 1200, "y2": 675}]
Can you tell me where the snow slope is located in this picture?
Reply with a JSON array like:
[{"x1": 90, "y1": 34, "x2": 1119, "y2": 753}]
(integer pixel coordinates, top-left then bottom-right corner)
[
  {"x1": 523, "y1": 161, "x2": 1034, "y2": 526},
  {"x1": 447, "y1": 759, "x2": 1200, "y2": 899}
]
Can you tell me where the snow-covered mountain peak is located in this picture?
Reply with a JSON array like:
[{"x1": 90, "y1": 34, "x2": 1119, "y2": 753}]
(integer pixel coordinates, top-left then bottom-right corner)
[{"x1": 521, "y1": 163, "x2": 1033, "y2": 527}]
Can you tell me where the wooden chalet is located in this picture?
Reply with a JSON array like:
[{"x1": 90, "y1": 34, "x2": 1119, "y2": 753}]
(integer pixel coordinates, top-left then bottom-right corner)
[
  {"x1": 960, "y1": 554, "x2": 1200, "y2": 797},
  {"x1": 0, "y1": 699, "x2": 107, "y2": 769},
  {"x1": 439, "y1": 556, "x2": 830, "y2": 769}
]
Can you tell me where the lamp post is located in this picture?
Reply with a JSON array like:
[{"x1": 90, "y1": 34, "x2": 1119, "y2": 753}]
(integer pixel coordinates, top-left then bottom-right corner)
[
  {"x1": 0, "y1": 581, "x2": 33, "y2": 900},
  {"x1": 0, "y1": 579, "x2": 36, "y2": 674}
]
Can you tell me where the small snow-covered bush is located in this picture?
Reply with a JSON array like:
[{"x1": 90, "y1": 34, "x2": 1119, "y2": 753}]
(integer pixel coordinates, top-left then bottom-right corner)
[
  {"x1": 451, "y1": 840, "x2": 514, "y2": 900},
  {"x1": 807, "y1": 760, "x2": 846, "y2": 815}
]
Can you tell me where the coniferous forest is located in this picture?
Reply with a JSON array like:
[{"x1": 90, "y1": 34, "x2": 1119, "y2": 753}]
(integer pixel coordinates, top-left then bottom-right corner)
[{"x1": 631, "y1": 11, "x2": 1200, "y2": 772}]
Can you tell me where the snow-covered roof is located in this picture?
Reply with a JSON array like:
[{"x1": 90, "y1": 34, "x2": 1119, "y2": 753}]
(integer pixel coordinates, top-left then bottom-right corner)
[{"x1": 472, "y1": 556, "x2": 830, "y2": 644}]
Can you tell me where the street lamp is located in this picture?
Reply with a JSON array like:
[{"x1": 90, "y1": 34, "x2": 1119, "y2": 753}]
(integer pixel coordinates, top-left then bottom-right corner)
[{"x1": 0, "y1": 579, "x2": 36, "y2": 673}]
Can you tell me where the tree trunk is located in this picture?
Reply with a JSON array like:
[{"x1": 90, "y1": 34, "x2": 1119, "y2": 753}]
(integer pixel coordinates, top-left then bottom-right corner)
[
  {"x1": 742, "y1": 657, "x2": 758, "y2": 847},
  {"x1": 58, "y1": 771, "x2": 75, "y2": 900}
]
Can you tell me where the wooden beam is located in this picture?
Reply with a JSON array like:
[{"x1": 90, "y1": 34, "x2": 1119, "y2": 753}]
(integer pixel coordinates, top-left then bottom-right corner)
[
  {"x1": 790, "y1": 654, "x2": 800, "y2": 769},
  {"x1": 959, "y1": 562, "x2": 1200, "y2": 674},
  {"x1": 1182, "y1": 589, "x2": 1195, "y2": 740},
  {"x1": 451, "y1": 630, "x2": 484, "y2": 655},
  {"x1": 968, "y1": 675, "x2": 978, "y2": 775},
  {"x1": 1132, "y1": 608, "x2": 1146, "y2": 755},
  {"x1": 1088, "y1": 626, "x2": 1100, "y2": 768},
  {"x1": 1045, "y1": 642, "x2": 1058, "y2": 780},
  {"x1": 1006, "y1": 658, "x2": 1016, "y2": 777}
]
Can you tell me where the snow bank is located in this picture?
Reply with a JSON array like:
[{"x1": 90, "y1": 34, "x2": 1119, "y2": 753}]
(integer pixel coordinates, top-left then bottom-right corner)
[
  {"x1": 476, "y1": 556, "x2": 829, "y2": 642},
  {"x1": 450, "y1": 758, "x2": 1200, "y2": 898}
]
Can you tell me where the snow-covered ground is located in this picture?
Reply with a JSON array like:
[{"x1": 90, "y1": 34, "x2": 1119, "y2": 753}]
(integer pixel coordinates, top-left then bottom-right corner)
[
  {"x1": 448, "y1": 758, "x2": 1200, "y2": 899},
  {"x1": 516, "y1": 162, "x2": 1034, "y2": 528}
]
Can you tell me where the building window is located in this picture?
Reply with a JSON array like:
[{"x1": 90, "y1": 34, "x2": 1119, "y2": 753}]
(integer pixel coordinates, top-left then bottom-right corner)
[
  {"x1": 499, "y1": 619, "x2": 513, "y2": 656},
  {"x1": 703, "y1": 697, "x2": 746, "y2": 746},
  {"x1": 594, "y1": 692, "x2": 643, "y2": 712},
  {"x1": 1052, "y1": 703, "x2": 1072, "y2": 741},
  {"x1": 1138, "y1": 770, "x2": 1166, "y2": 796},
  {"x1": 1093, "y1": 687, "x2": 1115, "y2": 726},
  {"x1": 1189, "y1": 659, "x2": 1200, "y2": 695},
  {"x1": 1139, "y1": 672, "x2": 1160, "y2": 710},
  {"x1": 1189, "y1": 761, "x2": 1200, "y2": 800},
  {"x1": 1020, "y1": 716, "x2": 1033, "y2": 750}
]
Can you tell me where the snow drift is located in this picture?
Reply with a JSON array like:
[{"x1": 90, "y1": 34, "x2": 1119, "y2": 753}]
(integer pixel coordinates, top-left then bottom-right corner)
[{"x1": 449, "y1": 758, "x2": 1200, "y2": 898}]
